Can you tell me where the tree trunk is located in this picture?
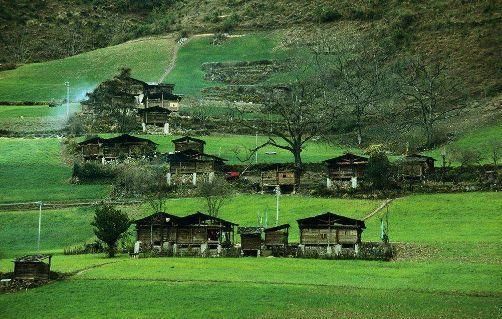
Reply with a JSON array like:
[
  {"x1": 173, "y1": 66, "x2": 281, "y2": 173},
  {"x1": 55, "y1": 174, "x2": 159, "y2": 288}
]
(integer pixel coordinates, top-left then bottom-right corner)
[{"x1": 293, "y1": 146, "x2": 303, "y2": 189}]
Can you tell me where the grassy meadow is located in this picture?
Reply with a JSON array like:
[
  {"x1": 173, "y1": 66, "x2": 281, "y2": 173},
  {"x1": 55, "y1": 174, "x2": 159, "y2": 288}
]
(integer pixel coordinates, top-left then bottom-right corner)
[
  {"x1": 0, "y1": 137, "x2": 108, "y2": 203},
  {"x1": 0, "y1": 192, "x2": 500, "y2": 318},
  {"x1": 164, "y1": 32, "x2": 288, "y2": 95},
  {"x1": 0, "y1": 36, "x2": 176, "y2": 102}
]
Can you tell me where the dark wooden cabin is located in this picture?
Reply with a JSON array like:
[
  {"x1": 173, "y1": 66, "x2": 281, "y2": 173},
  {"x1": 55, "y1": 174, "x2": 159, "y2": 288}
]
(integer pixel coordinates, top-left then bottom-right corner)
[
  {"x1": 165, "y1": 149, "x2": 227, "y2": 185},
  {"x1": 324, "y1": 153, "x2": 369, "y2": 189},
  {"x1": 78, "y1": 134, "x2": 157, "y2": 161},
  {"x1": 400, "y1": 154, "x2": 436, "y2": 179},
  {"x1": 13, "y1": 255, "x2": 52, "y2": 280},
  {"x1": 238, "y1": 227, "x2": 263, "y2": 255},
  {"x1": 134, "y1": 212, "x2": 179, "y2": 250},
  {"x1": 297, "y1": 212, "x2": 365, "y2": 249},
  {"x1": 172, "y1": 136, "x2": 206, "y2": 153},
  {"x1": 260, "y1": 167, "x2": 296, "y2": 191},
  {"x1": 175, "y1": 212, "x2": 237, "y2": 249},
  {"x1": 143, "y1": 83, "x2": 181, "y2": 112},
  {"x1": 138, "y1": 106, "x2": 172, "y2": 125},
  {"x1": 264, "y1": 224, "x2": 290, "y2": 248}
]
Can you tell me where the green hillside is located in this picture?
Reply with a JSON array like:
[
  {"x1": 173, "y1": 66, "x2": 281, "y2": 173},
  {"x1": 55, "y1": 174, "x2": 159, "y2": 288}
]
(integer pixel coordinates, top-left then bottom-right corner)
[
  {"x1": 164, "y1": 32, "x2": 288, "y2": 95},
  {"x1": 0, "y1": 36, "x2": 176, "y2": 102}
]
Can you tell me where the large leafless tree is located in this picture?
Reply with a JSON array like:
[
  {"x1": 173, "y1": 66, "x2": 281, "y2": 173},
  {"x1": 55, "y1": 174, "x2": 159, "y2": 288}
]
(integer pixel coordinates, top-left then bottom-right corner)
[{"x1": 396, "y1": 56, "x2": 465, "y2": 147}]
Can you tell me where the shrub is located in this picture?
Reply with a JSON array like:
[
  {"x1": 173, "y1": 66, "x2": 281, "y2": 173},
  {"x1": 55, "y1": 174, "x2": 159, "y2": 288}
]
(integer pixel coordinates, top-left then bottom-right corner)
[
  {"x1": 317, "y1": 9, "x2": 342, "y2": 23},
  {"x1": 366, "y1": 147, "x2": 393, "y2": 189},
  {"x1": 72, "y1": 162, "x2": 116, "y2": 182}
]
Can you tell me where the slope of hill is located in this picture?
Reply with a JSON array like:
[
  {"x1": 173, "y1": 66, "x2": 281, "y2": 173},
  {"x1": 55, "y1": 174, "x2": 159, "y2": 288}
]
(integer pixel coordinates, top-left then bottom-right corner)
[{"x1": 0, "y1": 35, "x2": 176, "y2": 102}]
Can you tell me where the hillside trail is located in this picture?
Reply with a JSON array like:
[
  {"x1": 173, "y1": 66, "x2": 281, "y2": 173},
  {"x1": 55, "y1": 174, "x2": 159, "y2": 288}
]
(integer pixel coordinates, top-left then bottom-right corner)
[
  {"x1": 157, "y1": 33, "x2": 246, "y2": 84},
  {"x1": 363, "y1": 198, "x2": 395, "y2": 221}
]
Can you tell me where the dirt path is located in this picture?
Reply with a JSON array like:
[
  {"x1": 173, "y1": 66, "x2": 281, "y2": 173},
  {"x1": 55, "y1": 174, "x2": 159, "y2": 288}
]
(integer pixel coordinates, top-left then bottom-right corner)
[
  {"x1": 157, "y1": 33, "x2": 246, "y2": 84},
  {"x1": 363, "y1": 198, "x2": 395, "y2": 221}
]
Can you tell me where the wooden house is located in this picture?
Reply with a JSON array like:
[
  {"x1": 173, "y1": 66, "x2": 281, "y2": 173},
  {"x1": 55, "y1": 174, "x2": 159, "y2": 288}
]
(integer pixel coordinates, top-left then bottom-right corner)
[
  {"x1": 172, "y1": 136, "x2": 206, "y2": 153},
  {"x1": 13, "y1": 255, "x2": 52, "y2": 280},
  {"x1": 133, "y1": 212, "x2": 179, "y2": 251},
  {"x1": 238, "y1": 227, "x2": 263, "y2": 256},
  {"x1": 260, "y1": 166, "x2": 296, "y2": 191},
  {"x1": 264, "y1": 224, "x2": 290, "y2": 248},
  {"x1": 165, "y1": 137, "x2": 226, "y2": 185},
  {"x1": 324, "y1": 153, "x2": 369, "y2": 189},
  {"x1": 175, "y1": 212, "x2": 237, "y2": 252},
  {"x1": 297, "y1": 212, "x2": 365, "y2": 252},
  {"x1": 138, "y1": 106, "x2": 172, "y2": 126},
  {"x1": 399, "y1": 154, "x2": 436, "y2": 180},
  {"x1": 78, "y1": 134, "x2": 157, "y2": 162},
  {"x1": 142, "y1": 83, "x2": 182, "y2": 112}
]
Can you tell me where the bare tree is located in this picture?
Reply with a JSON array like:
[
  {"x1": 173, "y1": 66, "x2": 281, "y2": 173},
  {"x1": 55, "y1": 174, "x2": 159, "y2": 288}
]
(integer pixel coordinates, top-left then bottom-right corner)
[
  {"x1": 333, "y1": 50, "x2": 388, "y2": 145},
  {"x1": 196, "y1": 177, "x2": 233, "y2": 218},
  {"x1": 237, "y1": 78, "x2": 335, "y2": 186},
  {"x1": 487, "y1": 138, "x2": 501, "y2": 166},
  {"x1": 396, "y1": 56, "x2": 465, "y2": 147}
]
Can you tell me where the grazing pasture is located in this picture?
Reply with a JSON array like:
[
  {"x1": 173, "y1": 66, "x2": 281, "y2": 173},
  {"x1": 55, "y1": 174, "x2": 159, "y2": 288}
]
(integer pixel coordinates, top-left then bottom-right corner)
[{"x1": 0, "y1": 104, "x2": 80, "y2": 133}]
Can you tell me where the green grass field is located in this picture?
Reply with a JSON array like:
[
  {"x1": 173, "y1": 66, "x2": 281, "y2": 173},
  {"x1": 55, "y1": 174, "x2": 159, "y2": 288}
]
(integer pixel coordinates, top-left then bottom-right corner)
[
  {"x1": 0, "y1": 104, "x2": 80, "y2": 133},
  {"x1": 0, "y1": 192, "x2": 500, "y2": 318},
  {"x1": 0, "y1": 137, "x2": 108, "y2": 203},
  {"x1": 0, "y1": 36, "x2": 176, "y2": 102},
  {"x1": 164, "y1": 32, "x2": 288, "y2": 96}
]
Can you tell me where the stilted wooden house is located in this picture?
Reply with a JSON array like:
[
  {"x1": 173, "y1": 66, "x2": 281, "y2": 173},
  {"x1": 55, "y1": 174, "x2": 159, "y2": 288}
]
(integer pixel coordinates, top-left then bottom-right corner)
[
  {"x1": 172, "y1": 136, "x2": 206, "y2": 153},
  {"x1": 175, "y1": 212, "x2": 237, "y2": 252},
  {"x1": 13, "y1": 255, "x2": 52, "y2": 280},
  {"x1": 297, "y1": 212, "x2": 365, "y2": 253},
  {"x1": 78, "y1": 134, "x2": 157, "y2": 162},
  {"x1": 142, "y1": 83, "x2": 182, "y2": 112},
  {"x1": 324, "y1": 153, "x2": 369, "y2": 189},
  {"x1": 399, "y1": 154, "x2": 436, "y2": 180},
  {"x1": 133, "y1": 212, "x2": 179, "y2": 251},
  {"x1": 165, "y1": 137, "x2": 226, "y2": 185},
  {"x1": 138, "y1": 106, "x2": 172, "y2": 126},
  {"x1": 238, "y1": 227, "x2": 263, "y2": 256},
  {"x1": 264, "y1": 224, "x2": 290, "y2": 248},
  {"x1": 260, "y1": 165, "x2": 296, "y2": 191}
]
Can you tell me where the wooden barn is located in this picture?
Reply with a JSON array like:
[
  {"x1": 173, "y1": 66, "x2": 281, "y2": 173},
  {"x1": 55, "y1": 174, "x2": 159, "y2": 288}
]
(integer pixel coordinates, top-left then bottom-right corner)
[
  {"x1": 138, "y1": 106, "x2": 172, "y2": 126},
  {"x1": 142, "y1": 83, "x2": 182, "y2": 112},
  {"x1": 175, "y1": 212, "x2": 237, "y2": 252},
  {"x1": 324, "y1": 153, "x2": 369, "y2": 189},
  {"x1": 238, "y1": 227, "x2": 263, "y2": 256},
  {"x1": 297, "y1": 212, "x2": 365, "y2": 253},
  {"x1": 133, "y1": 212, "x2": 179, "y2": 251},
  {"x1": 13, "y1": 255, "x2": 52, "y2": 280},
  {"x1": 165, "y1": 137, "x2": 226, "y2": 185},
  {"x1": 172, "y1": 136, "x2": 206, "y2": 153},
  {"x1": 78, "y1": 134, "x2": 157, "y2": 162},
  {"x1": 260, "y1": 166, "x2": 296, "y2": 191},
  {"x1": 399, "y1": 154, "x2": 436, "y2": 180},
  {"x1": 264, "y1": 224, "x2": 290, "y2": 248}
]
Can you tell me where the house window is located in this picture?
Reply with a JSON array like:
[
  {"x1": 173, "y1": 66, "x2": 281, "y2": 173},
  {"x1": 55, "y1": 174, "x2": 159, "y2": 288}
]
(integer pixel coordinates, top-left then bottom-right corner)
[{"x1": 320, "y1": 233, "x2": 327, "y2": 239}]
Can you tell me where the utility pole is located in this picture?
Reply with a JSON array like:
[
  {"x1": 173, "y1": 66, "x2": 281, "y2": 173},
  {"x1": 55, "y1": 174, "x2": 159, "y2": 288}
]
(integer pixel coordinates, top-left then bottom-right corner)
[
  {"x1": 64, "y1": 81, "x2": 70, "y2": 118},
  {"x1": 37, "y1": 201, "x2": 43, "y2": 252},
  {"x1": 275, "y1": 186, "x2": 281, "y2": 226},
  {"x1": 255, "y1": 132, "x2": 258, "y2": 164}
]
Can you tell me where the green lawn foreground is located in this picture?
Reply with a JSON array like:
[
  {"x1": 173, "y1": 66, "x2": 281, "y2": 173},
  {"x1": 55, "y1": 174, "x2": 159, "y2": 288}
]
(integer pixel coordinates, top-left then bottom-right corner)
[{"x1": 0, "y1": 192, "x2": 500, "y2": 318}]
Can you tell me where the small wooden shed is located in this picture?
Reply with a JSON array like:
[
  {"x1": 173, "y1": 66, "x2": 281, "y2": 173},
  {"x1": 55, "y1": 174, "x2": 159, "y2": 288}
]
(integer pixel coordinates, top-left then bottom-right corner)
[
  {"x1": 297, "y1": 212, "x2": 365, "y2": 249},
  {"x1": 260, "y1": 166, "x2": 296, "y2": 191},
  {"x1": 172, "y1": 136, "x2": 206, "y2": 153},
  {"x1": 400, "y1": 154, "x2": 436, "y2": 179},
  {"x1": 133, "y1": 212, "x2": 179, "y2": 249},
  {"x1": 138, "y1": 106, "x2": 172, "y2": 125},
  {"x1": 238, "y1": 227, "x2": 263, "y2": 254},
  {"x1": 142, "y1": 84, "x2": 182, "y2": 112},
  {"x1": 13, "y1": 255, "x2": 52, "y2": 280},
  {"x1": 175, "y1": 212, "x2": 237, "y2": 249},
  {"x1": 264, "y1": 224, "x2": 290, "y2": 247},
  {"x1": 324, "y1": 153, "x2": 368, "y2": 188}
]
